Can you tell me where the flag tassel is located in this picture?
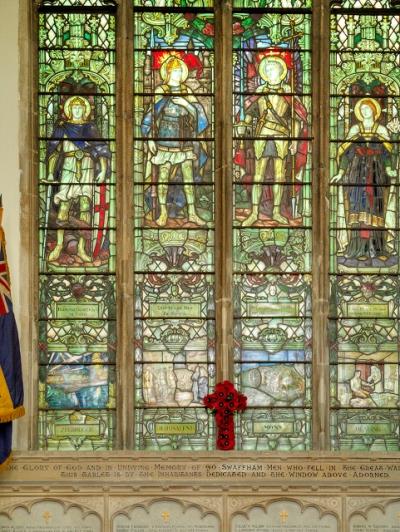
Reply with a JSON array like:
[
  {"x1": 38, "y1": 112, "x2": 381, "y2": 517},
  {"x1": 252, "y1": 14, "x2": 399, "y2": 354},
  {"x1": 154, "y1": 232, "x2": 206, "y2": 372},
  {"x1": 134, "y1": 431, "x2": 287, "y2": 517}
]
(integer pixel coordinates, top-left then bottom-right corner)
[{"x1": 0, "y1": 406, "x2": 25, "y2": 424}]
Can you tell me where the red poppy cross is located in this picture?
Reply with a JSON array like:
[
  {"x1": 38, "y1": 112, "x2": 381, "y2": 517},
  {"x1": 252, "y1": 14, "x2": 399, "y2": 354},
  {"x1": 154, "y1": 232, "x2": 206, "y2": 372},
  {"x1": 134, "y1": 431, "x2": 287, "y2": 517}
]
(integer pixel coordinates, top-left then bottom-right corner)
[{"x1": 203, "y1": 381, "x2": 247, "y2": 450}]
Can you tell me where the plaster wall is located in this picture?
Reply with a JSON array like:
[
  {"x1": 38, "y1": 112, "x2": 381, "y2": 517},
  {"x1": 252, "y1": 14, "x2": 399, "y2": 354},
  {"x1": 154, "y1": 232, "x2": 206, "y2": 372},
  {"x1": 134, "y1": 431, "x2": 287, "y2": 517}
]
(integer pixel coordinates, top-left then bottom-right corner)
[{"x1": 0, "y1": 0, "x2": 21, "y2": 327}]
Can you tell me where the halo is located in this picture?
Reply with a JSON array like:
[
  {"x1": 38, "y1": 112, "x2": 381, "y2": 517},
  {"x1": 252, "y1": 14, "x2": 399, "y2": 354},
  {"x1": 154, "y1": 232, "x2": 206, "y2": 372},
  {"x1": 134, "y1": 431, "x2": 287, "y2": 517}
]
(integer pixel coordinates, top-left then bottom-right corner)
[
  {"x1": 64, "y1": 95, "x2": 92, "y2": 121},
  {"x1": 354, "y1": 97, "x2": 381, "y2": 122},
  {"x1": 259, "y1": 55, "x2": 288, "y2": 83},
  {"x1": 160, "y1": 56, "x2": 188, "y2": 83}
]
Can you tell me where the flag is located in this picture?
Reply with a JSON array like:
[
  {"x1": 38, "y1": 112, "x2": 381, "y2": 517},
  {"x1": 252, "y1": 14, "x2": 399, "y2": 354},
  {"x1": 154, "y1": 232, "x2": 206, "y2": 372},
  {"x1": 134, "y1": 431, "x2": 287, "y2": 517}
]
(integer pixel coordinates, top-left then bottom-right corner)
[{"x1": 0, "y1": 200, "x2": 24, "y2": 470}]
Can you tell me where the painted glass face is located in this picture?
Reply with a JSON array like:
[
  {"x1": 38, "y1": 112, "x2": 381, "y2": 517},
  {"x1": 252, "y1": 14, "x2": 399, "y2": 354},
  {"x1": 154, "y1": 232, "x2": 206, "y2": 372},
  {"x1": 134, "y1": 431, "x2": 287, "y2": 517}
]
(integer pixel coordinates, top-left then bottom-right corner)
[
  {"x1": 70, "y1": 104, "x2": 85, "y2": 121},
  {"x1": 330, "y1": 0, "x2": 400, "y2": 451},
  {"x1": 37, "y1": 1, "x2": 117, "y2": 450}
]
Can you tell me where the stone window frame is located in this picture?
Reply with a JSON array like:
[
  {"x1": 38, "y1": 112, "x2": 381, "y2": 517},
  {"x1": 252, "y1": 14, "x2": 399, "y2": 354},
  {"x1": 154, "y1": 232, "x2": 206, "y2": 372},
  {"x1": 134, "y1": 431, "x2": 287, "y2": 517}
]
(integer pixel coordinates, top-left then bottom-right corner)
[{"x1": 18, "y1": 0, "x2": 332, "y2": 451}]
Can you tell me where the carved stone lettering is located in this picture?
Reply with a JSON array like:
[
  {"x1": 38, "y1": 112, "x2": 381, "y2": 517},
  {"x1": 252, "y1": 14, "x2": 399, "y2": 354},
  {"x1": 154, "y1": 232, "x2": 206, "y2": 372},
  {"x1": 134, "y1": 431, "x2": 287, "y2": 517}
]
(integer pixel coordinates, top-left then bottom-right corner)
[{"x1": 2, "y1": 457, "x2": 400, "y2": 484}]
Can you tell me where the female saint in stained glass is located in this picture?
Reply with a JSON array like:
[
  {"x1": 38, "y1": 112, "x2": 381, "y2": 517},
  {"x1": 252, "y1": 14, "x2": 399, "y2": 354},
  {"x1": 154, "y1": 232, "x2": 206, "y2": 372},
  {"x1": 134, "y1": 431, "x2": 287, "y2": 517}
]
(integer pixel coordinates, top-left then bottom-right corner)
[{"x1": 331, "y1": 97, "x2": 397, "y2": 266}]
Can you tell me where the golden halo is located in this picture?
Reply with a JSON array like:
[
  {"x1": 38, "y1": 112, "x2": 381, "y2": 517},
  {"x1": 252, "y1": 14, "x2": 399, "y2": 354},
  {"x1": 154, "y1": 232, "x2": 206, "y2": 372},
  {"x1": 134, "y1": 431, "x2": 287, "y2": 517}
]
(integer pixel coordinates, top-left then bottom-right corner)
[
  {"x1": 64, "y1": 95, "x2": 91, "y2": 121},
  {"x1": 160, "y1": 56, "x2": 188, "y2": 83},
  {"x1": 354, "y1": 97, "x2": 381, "y2": 122},
  {"x1": 259, "y1": 56, "x2": 288, "y2": 83}
]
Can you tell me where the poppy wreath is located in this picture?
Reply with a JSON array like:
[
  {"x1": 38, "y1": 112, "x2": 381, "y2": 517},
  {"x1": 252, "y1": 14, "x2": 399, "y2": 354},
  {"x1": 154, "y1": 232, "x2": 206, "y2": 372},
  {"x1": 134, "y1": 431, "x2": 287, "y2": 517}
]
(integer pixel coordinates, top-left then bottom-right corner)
[{"x1": 203, "y1": 381, "x2": 247, "y2": 450}]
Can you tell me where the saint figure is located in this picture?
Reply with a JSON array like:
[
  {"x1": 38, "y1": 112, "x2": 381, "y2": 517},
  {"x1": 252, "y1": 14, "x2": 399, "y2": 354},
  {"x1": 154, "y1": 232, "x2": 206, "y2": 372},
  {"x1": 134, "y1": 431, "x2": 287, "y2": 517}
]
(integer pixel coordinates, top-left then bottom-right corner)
[
  {"x1": 331, "y1": 97, "x2": 397, "y2": 262},
  {"x1": 141, "y1": 56, "x2": 208, "y2": 227},
  {"x1": 46, "y1": 95, "x2": 111, "y2": 263},
  {"x1": 236, "y1": 55, "x2": 308, "y2": 226}
]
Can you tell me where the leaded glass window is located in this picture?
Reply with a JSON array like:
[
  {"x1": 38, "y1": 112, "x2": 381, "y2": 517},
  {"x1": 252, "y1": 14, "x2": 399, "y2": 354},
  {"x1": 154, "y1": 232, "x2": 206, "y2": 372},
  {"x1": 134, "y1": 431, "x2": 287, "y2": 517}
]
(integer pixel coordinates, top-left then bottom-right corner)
[
  {"x1": 132, "y1": 0, "x2": 216, "y2": 450},
  {"x1": 330, "y1": 0, "x2": 400, "y2": 450},
  {"x1": 232, "y1": 1, "x2": 313, "y2": 450},
  {"x1": 37, "y1": 0, "x2": 117, "y2": 450},
  {"x1": 33, "y1": 0, "x2": 400, "y2": 452}
]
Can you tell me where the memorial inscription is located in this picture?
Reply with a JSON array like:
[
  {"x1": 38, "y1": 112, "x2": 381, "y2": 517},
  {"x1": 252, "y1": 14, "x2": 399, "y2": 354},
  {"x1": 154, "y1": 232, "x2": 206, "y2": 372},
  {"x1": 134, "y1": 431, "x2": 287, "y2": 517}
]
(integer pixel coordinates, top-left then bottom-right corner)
[{"x1": 2, "y1": 457, "x2": 400, "y2": 484}]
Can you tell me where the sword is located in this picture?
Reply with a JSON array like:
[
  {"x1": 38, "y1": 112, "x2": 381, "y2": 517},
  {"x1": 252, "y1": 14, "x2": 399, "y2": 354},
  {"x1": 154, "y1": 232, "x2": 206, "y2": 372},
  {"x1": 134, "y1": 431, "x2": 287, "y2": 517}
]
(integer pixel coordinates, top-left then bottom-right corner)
[
  {"x1": 41, "y1": 177, "x2": 54, "y2": 271},
  {"x1": 286, "y1": 15, "x2": 304, "y2": 220}
]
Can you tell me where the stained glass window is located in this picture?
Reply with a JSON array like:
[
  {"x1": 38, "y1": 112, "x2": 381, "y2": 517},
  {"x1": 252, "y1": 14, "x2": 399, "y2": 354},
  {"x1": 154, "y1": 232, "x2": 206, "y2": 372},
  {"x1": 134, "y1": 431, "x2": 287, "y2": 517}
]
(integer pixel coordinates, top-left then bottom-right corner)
[
  {"x1": 232, "y1": 0, "x2": 313, "y2": 450},
  {"x1": 34, "y1": 0, "x2": 400, "y2": 454},
  {"x1": 37, "y1": 0, "x2": 117, "y2": 450},
  {"x1": 330, "y1": 0, "x2": 400, "y2": 450},
  {"x1": 132, "y1": 0, "x2": 216, "y2": 450}
]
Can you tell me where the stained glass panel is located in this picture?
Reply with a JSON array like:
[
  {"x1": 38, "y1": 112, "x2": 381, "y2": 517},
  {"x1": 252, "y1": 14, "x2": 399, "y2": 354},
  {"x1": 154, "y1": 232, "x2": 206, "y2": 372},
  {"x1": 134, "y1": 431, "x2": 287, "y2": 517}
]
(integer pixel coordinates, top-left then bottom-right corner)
[
  {"x1": 38, "y1": 141, "x2": 116, "y2": 184},
  {"x1": 238, "y1": 408, "x2": 312, "y2": 451},
  {"x1": 333, "y1": 0, "x2": 397, "y2": 8},
  {"x1": 237, "y1": 362, "x2": 312, "y2": 407},
  {"x1": 234, "y1": 318, "x2": 313, "y2": 363},
  {"x1": 233, "y1": 0, "x2": 312, "y2": 7},
  {"x1": 133, "y1": 0, "x2": 213, "y2": 6},
  {"x1": 133, "y1": 51, "x2": 214, "y2": 94},
  {"x1": 39, "y1": 319, "x2": 116, "y2": 364},
  {"x1": 133, "y1": 141, "x2": 214, "y2": 184},
  {"x1": 331, "y1": 410, "x2": 400, "y2": 451},
  {"x1": 330, "y1": 363, "x2": 399, "y2": 408},
  {"x1": 135, "y1": 408, "x2": 213, "y2": 451},
  {"x1": 330, "y1": 1, "x2": 400, "y2": 449},
  {"x1": 41, "y1": 0, "x2": 116, "y2": 5},
  {"x1": 39, "y1": 274, "x2": 116, "y2": 319},
  {"x1": 133, "y1": 0, "x2": 215, "y2": 448},
  {"x1": 330, "y1": 275, "x2": 399, "y2": 318},
  {"x1": 38, "y1": 0, "x2": 117, "y2": 449},
  {"x1": 232, "y1": 1, "x2": 312, "y2": 448},
  {"x1": 234, "y1": 274, "x2": 312, "y2": 317},
  {"x1": 39, "y1": 364, "x2": 116, "y2": 409},
  {"x1": 38, "y1": 410, "x2": 115, "y2": 451},
  {"x1": 233, "y1": 229, "x2": 312, "y2": 273},
  {"x1": 135, "y1": 319, "x2": 215, "y2": 363}
]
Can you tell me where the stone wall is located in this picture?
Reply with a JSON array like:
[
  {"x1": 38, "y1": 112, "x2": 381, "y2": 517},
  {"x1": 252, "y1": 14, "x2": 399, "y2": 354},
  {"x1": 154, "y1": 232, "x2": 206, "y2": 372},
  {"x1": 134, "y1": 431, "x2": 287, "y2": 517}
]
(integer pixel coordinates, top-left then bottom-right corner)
[{"x1": 1, "y1": 452, "x2": 400, "y2": 531}]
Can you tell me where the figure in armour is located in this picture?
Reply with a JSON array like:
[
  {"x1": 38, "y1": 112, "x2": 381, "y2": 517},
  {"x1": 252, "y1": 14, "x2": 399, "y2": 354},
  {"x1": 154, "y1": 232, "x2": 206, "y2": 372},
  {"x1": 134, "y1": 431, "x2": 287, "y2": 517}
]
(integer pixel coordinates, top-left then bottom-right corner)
[
  {"x1": 46, "y1": 95, "x2": 111, "y2": 263},
  {"x1": 141, "y1": 55, "x2": 209, "y2": 227},
  {"x1": 235, "y1": 55, "x2": 308, "y2": 226}
]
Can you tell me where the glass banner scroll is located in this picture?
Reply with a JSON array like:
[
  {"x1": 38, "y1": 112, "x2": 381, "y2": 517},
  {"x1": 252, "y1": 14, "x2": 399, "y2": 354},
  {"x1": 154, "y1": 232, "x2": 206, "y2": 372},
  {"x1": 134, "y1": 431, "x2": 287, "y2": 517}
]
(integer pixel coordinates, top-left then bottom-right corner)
[
  {"x1": 330, "y1": 0, "x2": 400, "y2": 450},
  {"x1": 232, "y1": 0, "x2": 313, "y2": 450},
  {"x1": 132, "y1": 0, "x2": 216, "y2": 450},
  {"x1": 37, "y1": 0, "x2": 117, "y2": 450}
]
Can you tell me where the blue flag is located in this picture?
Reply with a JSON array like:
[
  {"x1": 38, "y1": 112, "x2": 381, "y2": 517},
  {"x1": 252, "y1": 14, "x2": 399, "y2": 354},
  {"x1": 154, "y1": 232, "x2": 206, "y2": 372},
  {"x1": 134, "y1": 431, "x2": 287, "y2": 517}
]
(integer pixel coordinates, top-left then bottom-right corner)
[{"x1": 0, "y1": 204, "x2": 24, "y2": 469}]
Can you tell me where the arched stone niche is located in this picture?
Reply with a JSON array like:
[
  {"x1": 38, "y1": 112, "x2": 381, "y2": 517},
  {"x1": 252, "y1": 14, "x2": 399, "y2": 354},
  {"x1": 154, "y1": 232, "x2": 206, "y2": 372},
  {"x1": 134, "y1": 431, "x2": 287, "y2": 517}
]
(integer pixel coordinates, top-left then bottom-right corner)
[
  {"x1": 0, "y1": 499, "x2": 102, "y2": 532},
  {"x1": 112, "y1": 498, "x2": 220, "y2": 532},
  {"x1": 349, "y1": 499, "x2": 400, "y2": 530},
  {"x1": 231, "y1": 499, "x2": 339, "y2": 531}
]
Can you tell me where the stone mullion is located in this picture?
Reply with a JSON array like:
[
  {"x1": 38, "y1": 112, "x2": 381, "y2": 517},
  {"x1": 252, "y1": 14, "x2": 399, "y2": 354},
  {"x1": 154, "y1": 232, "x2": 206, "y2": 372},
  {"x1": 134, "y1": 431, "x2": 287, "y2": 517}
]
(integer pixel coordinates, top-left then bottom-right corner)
[
  {"x1": 116, "y1": 0, "x2": 134, "y2": 450},
  {"x1": 312, "y1": 0, "x2": 331, "y2": 450},
  {"x1": 20, "y1": 0, "x2": 40, "y2": 450},
  {"x1": 215, "y1": 0, "x2": 233, "y2": 383}
]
